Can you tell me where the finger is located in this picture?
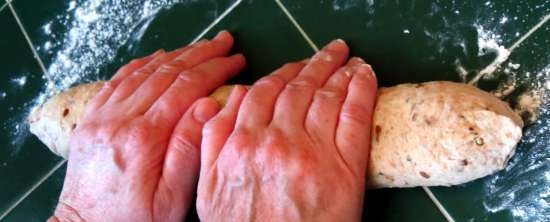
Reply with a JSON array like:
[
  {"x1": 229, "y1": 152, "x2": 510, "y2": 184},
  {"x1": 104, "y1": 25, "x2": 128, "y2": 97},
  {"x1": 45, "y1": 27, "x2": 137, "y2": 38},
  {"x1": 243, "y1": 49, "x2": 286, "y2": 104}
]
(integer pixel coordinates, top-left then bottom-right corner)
[
  {"x1": 156, "y1": 98, "x2": 220, "y2": 220},
  {"x1": 111, "y1": 49, "x2": 165, "y2": 83},
  {"x1": 126, "y1": 31, "x2": 236, "y2": 117},
  {"x1": 236, "y1": 61, "x2": 306, "y2": 128},
  {"x1": 105, "y1": 48, "x2": 185, "y2": 104},
  {"x1": 305, "y1": 59, "x2": 359, "y2": 143},
  {"x1": 144, "y1": 54, "x2": 245, "y2": 132},
  {"x1": 171, "y1": 30, "x2": 234, "y2": 70},
  {"x1": 201, "y1": 86, "x2": 247, "y2": 171},
  {"x1": 85, "y1": 50, "x2": 164, "y2": 113},
  {"x1": 335, "y1": 63, "x2": 377, "y2": 175},
  {"x1": 273, "y1": 39, "x2": 349, "y2": 126}
]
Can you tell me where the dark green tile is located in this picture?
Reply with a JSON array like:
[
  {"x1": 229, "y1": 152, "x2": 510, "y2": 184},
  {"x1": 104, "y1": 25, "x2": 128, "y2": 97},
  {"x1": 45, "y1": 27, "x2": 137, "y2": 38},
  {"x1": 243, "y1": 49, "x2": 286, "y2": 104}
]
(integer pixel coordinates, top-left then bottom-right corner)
[
  {"x1": 281, "y1": 0, "x2": 549, "y2": 87},
  {"x1": 430, "y1": 25, "x2": 550, "y2": 222},
  {"x1": 364, "y1": 188, "x2": 446, "y2": 221},
  {"x1": 12, "y1": 0, "x2": 238, "y2": 87},
  {"x1": 2, "y1": 163, "x2": 66, "y2": 222},
  {"x1": 198, "y1": 0, "x2": 314, "y2": 84},
  {"x1": 0, "y1": 8, "x2": 63, "y2": 214}
]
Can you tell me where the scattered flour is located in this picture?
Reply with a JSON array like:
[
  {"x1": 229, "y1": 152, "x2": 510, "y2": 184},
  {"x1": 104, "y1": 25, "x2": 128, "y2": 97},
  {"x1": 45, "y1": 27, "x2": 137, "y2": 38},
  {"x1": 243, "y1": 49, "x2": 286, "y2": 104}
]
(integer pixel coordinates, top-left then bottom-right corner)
[
  {"x1": 447, "y1": 3, "x2": 549, "y2": 221},
  {"x1": 4, "y1": 0, "x2": 548, "y2": 220},
  {"x1": 483, "y1": 64, "x2": 550, "y2": 221},
  {"x1": 8, "y1": 0, "x2": 198, "y2": 152},
  {"x1": 40, "y1": 0, "x2": 188, "y2": 95},
  {"x1": 10, "y1": 76, "x2": 27, "y2": 87}
]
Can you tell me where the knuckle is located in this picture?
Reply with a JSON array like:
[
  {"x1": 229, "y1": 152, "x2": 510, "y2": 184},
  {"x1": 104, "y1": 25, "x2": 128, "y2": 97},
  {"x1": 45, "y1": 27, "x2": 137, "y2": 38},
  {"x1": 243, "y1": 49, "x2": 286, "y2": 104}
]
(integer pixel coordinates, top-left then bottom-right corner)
[
  {"x1": 177, "y1": 70, "x2": 202, "y2": 85},
  {"x1": 202, "y1": 118, "x2": 224, "y2": 136},
  {"x1": 101, "y1": 81, "x2": 116, "y2": 91},
  {"x1": 128, "y1": 127, "x2": 149, "y2": 142},
  {"x1": 340, "y1": 103, "x2": 371, "y2": 124},
  {"x1": 126, "y1": 123, "x2": 151, "y2": 145},
  {"x1": 263, "y1": 127, "x2": 288, "y2": 148},
  {"x1": 231, "y1": 127, "x2": 253, "y2": 141},
  {"x1": 152, "y1": 98, "x2": 176, "y2": 114},
  {"x1": 314, "y1": 87, "x2": 345, "y2": 101},
  {"x1": 170, "y1": 59, "x2": 191, "y2": 68},
  {"x1": 226, "y1": 127, "x2": 255, "y2": 152},
  {"x1": 132, "y1": 68, "x2": 153, "y2": 77},
  {"x1": 353, "y1": 63, "x2": 373, "y2": 72},
  {"x1": 255, "y1": 75, "x2": 285, "y2": 89},
  {"x1": 281, "y1": 62, "x2": 304, "y2": 70},
  {"x1": 158, "y1": 63, "x2": 183, "y2": 74},
  {"x1": 352, "y1": 64, "x2": 377, "y2": 82},
  {"x1": 287, "y1": 78, "x2": 316, "y2": 91},
  {"x1": 171, "y1": 131, "x2": 199, "y2": 155},
  {"x1": 96, "y1": 124, "x2": 119, "y2": 138}
]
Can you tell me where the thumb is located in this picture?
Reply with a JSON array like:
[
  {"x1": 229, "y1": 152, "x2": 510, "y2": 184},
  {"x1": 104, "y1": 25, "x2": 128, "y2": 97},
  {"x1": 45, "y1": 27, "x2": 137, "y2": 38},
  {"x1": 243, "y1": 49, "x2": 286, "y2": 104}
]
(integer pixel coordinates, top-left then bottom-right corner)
[{"x1": 155, "y1": 97, "x2": 219, "y2": 221}]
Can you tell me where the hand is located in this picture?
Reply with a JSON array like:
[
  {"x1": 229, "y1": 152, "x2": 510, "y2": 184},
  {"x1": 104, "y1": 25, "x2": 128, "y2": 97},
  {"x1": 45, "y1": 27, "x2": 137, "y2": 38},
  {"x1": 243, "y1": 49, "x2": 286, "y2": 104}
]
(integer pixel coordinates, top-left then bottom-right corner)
[
  {"x1": 197, "y1": 40, "x2": 377, "y2": 221},
  {"x1": 50, "y1": 31, "x2": 245, "y2": 222}
]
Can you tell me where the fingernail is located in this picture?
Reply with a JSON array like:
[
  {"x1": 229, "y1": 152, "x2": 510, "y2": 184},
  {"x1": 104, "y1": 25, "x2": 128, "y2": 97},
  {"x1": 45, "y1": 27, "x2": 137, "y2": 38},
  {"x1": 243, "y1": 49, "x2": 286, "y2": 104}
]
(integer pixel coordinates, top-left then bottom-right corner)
[
  {"x1": 355, "y1": 64, "x2": 377, "y2": 81},
  {"x1": 230, "y1": 53, "x2": 246, "y2": 62},
  {"x1": 214, "y1": 30, "x2": 231, "y2": 41},
  {"x1": 324, "y1": 39, "x2": 347, "y2": 51},
  {"x1": 216, "y1": 30, "x2": 228, "y2": 37},
  {"x1": 351, "y1": 57, "x2": 365, "y2": 63}
]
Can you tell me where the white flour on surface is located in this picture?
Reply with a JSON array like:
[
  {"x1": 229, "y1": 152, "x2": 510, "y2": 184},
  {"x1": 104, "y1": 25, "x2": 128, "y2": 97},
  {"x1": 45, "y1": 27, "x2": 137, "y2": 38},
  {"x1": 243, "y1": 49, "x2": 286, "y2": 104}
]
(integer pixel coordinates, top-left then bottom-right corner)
[
  {"x1": 10, "y1": 76, "x2": 27, "y2": 87},
  {"x1": 476, "y1": 35, "x2": 550, "y2": 222},
  {"x1": 39, "y1": 0, "x2": 191, "y2": 94},
  {"x1": 7, "y1": 0, "x2": 215, "y2": 151},
  {"x1": 433, "y1": 1, "x2": 549, "y2": 220}
]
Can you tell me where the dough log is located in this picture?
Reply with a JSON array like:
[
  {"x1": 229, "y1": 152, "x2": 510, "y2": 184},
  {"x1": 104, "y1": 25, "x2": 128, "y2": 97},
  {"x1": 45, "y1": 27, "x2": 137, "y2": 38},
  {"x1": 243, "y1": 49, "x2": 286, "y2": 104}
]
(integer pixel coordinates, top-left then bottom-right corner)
[{"x1": 28, "y1": 81, "x2": 523, "y2": 188}]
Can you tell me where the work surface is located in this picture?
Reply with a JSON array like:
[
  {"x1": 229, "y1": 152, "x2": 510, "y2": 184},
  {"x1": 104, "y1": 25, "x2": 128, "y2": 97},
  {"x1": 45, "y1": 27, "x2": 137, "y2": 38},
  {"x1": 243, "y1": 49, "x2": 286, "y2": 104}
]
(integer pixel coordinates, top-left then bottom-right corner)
[{"x1": 0, "y1": 0, "x2": 548, "y2": 221}]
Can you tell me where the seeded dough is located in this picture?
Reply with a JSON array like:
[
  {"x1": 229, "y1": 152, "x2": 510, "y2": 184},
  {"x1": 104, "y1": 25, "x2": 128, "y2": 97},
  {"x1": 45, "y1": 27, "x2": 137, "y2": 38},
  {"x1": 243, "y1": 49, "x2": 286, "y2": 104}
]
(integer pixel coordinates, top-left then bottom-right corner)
[{"x1": 28, "y1": 81, "x2": 523, "y2": 188}]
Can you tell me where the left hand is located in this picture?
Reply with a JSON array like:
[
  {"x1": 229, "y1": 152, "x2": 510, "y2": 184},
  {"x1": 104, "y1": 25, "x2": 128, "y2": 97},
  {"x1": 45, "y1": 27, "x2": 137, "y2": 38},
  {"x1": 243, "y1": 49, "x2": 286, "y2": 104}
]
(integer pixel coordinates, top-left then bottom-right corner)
[{"x1": 50, "y1": 31, "x2": 245, "y2": 222}]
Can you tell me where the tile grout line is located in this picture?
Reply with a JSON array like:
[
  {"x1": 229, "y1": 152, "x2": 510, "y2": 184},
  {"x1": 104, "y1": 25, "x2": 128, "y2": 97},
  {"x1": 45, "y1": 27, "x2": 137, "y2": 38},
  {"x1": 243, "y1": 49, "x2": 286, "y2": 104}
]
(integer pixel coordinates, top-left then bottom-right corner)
[
  {"x1": 0, "y1": 1, "x2": 8, "y2": 14},
  {"x1": 0, "y1": 159, "x2": 67, "y2": 220},
  {"x1": 6, "y1": 0, "x2": 57, "y2": 93},
  {"x1": 274, "y1": 0, "x2": 319, "y2": 52},
  {"x1": 274, "y1": 1, "x2": 456, "y2": 221},
  {"x1": 422, "y1": 187, "x2": 456, "y2": 222},
  {"x1": 191, "y1": 0, "x2": 243, "y2": 43}
]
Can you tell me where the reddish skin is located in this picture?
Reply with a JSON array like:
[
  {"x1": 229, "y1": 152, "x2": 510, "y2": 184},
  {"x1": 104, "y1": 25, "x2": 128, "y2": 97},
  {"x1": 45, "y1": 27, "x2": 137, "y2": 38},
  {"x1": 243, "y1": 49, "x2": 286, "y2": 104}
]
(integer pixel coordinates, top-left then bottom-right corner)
[
  {"x1": 50, "y1": 31, "x2": 246, "y2": 222},
  {"x1": 197, "y1": 40, "x2": 378, "y2": 222}
]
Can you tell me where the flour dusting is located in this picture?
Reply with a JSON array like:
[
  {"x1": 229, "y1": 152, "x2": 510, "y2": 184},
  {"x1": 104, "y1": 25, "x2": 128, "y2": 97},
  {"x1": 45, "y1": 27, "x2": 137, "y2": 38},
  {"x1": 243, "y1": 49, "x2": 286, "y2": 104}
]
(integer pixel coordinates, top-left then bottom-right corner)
[
  {"x1": 483, "y1": 63, "x2": 549, "y2": 221},
  {"x1": 7, "y1": 0, "x2": 204, "y2": 152},
  {"x1": 39, "y1": 0, "x2": 189, "y2": 95},
  {"x1": 445, "y1": 2, "x2": 550, "y2": 220},
  {"x1": 10, "y1": 76, "x2": 27, "y2": 87}
]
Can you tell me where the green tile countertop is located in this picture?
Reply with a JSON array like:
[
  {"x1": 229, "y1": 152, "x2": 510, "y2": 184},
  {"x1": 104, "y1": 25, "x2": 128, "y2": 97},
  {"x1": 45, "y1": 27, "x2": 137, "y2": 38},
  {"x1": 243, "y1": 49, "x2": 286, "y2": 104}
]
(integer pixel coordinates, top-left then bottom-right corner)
[{"x1": 0, "y1": 0, "x2": 548, "y2": 221}]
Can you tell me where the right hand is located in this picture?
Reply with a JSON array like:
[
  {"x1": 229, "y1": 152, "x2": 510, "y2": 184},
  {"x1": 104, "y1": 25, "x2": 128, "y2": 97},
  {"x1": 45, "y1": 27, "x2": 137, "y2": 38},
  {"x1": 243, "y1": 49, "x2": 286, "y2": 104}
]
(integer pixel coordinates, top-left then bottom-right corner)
[{"x1": 197, "y1": 39, "x2": 378, "y2": 221}]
